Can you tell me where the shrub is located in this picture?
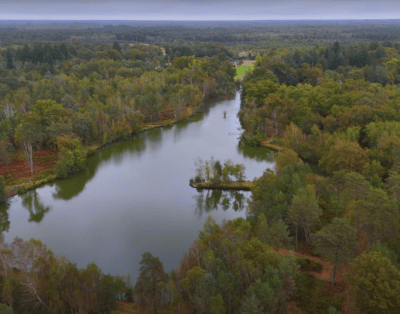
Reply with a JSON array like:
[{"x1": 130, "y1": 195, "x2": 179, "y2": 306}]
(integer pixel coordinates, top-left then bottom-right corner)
[
  {"x1": 297, "y1": 257, "x2": 323, "y2": 273},
  {"x1": 18, "y1": 186, "x2": 27, "y2": 195},
  {"x1": 248, "y1": 134, "x2": 262, "y2": 146},
  {"x1": 194, "y1": 175, "x2": 202, "y2": 183},
  {"x1": 55, "y1": 155, "x2": 73, "y2": 178},
  {"x1": 293, "y1": 272, "x2": 321, "y2": 313},
  {"x1": 196, "y1": 183, "x2": 202, "y2": 188},
  {"x1": 212, "y1": 178, "x2": 222, "y2": 185},
  {"x1": 162, "y1": 119, "x2": 174, "y2": 126},
  {"x1": 293, "y1": 272, "x2": 343, "y2": 313},
  {"x1": 102, "y1": 131, "x2": 108, "y2": 145},
  {"x1": 86, "y1": 146, "x2": 96, "y2": 156},
  {"x1": 26, "y1": 183, "x2": 35, "y2": 191},
  {"x1": 0, "y1": 175, "x2": 5, "y2": 202},
  {"x1": 0, "y1": 303, "x2": 13, "y2": 314}
]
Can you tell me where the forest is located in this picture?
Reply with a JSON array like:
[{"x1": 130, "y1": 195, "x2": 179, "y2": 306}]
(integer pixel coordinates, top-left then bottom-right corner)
[
  {"x1": 0, "y1": 25, "x2": 399, "y2": 313},
  {"x1": 2, "y1": 20, "x2": 400, "y2": 44}
]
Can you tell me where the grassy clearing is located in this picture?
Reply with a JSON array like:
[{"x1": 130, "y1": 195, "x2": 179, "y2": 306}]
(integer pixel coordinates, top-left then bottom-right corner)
[
  {"x1": 235, "y1": 65, "x2": 254, "y2": 81},
  {"x1": 236, "y1": 65, "x2": 254, "y2": 76}
]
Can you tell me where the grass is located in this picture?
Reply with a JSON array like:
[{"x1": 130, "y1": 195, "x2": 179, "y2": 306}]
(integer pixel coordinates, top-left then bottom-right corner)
[{"x1": 236, "y1": 65, "x2": 254, "y2": 77}]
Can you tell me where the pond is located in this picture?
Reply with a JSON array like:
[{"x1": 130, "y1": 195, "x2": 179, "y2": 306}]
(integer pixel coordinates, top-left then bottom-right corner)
[{"x1": 1, "y1": 90, "x2": 275, "y2": 283}]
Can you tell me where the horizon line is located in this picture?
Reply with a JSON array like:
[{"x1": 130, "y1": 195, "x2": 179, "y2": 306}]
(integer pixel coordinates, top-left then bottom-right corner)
[{"x1": 1, "y1": 18, "x2": 400, "y2": 21}]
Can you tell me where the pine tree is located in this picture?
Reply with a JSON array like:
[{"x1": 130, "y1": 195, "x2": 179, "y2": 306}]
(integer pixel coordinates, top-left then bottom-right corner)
[
  {"x1": 5, "y1": 49, "x2": 14, "y2": 69},
  {"x1": 312, "y1": 218, "x2": 357, "y2": 285}
]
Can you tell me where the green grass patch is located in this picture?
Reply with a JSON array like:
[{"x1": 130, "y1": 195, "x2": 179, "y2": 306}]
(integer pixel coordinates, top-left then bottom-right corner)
[
  {"x1": 235, "y1": 66, "x2": 254, "y2": 77},
  {"x1": 8, "y1": 177, "x2": 29, "y2": 187},
  {"x1": 33, "y1": 168, "x2": 54, "y2": 181}
]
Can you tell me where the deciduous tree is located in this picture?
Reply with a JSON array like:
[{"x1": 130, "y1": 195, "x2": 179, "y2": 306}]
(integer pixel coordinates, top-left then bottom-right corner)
[{"x1": 346, "y1": 251, "x2": 400, "y2": 313}]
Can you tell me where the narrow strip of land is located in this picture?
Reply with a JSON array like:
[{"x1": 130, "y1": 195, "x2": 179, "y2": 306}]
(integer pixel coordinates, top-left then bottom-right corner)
[{"x1": 189, "y1": 181, "x2": 253, "y2": 191}]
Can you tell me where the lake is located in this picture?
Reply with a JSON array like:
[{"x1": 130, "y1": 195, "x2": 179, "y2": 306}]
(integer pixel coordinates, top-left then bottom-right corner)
[{"x1": 1, "y1": 90, "x2": 275, "y2": 284}]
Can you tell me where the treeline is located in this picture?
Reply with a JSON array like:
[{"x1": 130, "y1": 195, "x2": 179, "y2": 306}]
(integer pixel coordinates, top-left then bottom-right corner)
[
  {"x1": 163, "y1": 42, "x2": 234, "y2": 62},
  {"x1": 3, "y1": 21, "x2": 400, "y2": 44},
  {"x1": 0, "y1": 41, "x2": 235, "y2": 179},
  {"x1": 132, "y1": 215, "x2": 299, "y2": 314},
  {"x1": 131, "y1": 147, "x2": 400, "y2": 313},
  {"x1": 237, "y1": 41, "x2": 400, "y2": 312},
  {"x1": 239, "y1": 41, "x2": 400, "y2": 88},
  {"x1": 0, "y1": 237, "x2": 133, "y2": 314}
]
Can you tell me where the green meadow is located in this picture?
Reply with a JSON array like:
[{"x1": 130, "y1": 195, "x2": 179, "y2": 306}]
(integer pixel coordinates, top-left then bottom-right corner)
[{"x1": 235, "y1": 65, "x2": 254, "y2": 78}]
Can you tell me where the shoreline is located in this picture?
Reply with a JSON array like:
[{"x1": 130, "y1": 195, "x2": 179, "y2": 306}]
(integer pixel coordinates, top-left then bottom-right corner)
[
  {"x1": 189, "y1": 181, "x2": 253, "y2": 191},
  {"x1": 4, "y1": 92, "x2": 235, "y2": 201}
]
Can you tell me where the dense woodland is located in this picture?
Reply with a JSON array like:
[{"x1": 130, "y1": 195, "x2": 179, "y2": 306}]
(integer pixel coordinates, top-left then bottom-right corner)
[
  {"x1": 2, "y1": 20, "x2": 400, "y2": 44},
  {"x1": 0, "y1": 23, "x2": 399, "y2": 313},
  {"x1": 0, "y1": 41, "x2": 235, "y2": 180}
]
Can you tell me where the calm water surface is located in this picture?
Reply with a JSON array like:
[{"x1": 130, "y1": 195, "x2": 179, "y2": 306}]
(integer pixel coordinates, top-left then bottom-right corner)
[{"x1": 1, "y1": 91, "x2": 275, "y2": 283}]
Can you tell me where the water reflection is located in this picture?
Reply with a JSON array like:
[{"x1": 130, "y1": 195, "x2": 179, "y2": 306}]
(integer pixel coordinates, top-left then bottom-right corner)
[
  {"x1": 52, "y1": 155, "x2": 100, "y2": 200},
  {"x1": 147, "y1": 127, "x2": 163, "y2": 143},
  {"x1": 20, "y1": 190, "x2": 51, "y2": 223},
  {"x1": 237, "y1": 140, "x2": 276, "y2": 163},
  {"x1": 193, "y1": 189, "x2": 247, "y2": 217},
  {"x1": 0, "y1": 201, "x2": 10, "y2": 237},
  {"x1": 52, "y1": 133, "x2": 149, "y2": 201},
  {"x1": 173, "y1": 113, "x2": 204, "y2": 142}
]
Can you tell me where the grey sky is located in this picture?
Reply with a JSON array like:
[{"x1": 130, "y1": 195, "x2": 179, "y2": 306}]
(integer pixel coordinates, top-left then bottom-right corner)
[{"x1": 0, "y1": 0, "x2": 398, "y2": 20}]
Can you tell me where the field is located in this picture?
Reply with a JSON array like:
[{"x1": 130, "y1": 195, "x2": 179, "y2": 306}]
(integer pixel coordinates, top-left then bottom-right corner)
[{"x1": 235, "y1": 65, "x2": 254, "y2": 79}]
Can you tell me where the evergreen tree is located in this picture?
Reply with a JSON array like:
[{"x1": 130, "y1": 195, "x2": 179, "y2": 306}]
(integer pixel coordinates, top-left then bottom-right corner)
[
  {"x1": 134, "y1": 252, "x2": 167, "y2": 313},
  {"x1": 0, "y1": 175, "x2": 5, "y2": 202},
  {"x1": 112, "y1": 41, "x2": 122, "y2": 53},
  {"x1": 20, "y1": 44, "x2": 31, "y2": 63},
  {"x1": 59, "y1": 43, "x2": 68, "y2": 59},
  {"x1": 312, "y1": 218, "x2": 357, "y2": 285},
  {"x1": 5, "y1": 49, "x2": 14, "y2": 69}
]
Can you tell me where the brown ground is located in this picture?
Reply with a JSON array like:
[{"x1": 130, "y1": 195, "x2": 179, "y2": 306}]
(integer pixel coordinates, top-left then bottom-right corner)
[
  {"x1": 0, "y1": 150, "x2": 58, "y2": 181},
  {"x1": 0, "y1": 149, "x2": 58, "y2": 198},
  {"x1": 242, "y1": 60, "x2": 255, "y2": 66}
]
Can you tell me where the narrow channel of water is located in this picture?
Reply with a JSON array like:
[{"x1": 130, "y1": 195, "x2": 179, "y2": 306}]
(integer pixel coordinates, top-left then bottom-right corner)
[{"x1": 1, "y1": 91, "x2": 275, "y2": 283}]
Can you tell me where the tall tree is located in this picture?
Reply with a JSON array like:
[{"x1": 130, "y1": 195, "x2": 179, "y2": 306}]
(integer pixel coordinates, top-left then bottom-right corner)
[
  {"x1": 312, "y1": 218, "x2": 357, "y2": 285},
  {"x1": 346, "y1": 251, "x2": 400, "y2": 313},
  {"x1": 14, "y1": 122, "x2": 45, "y2": 176},
  {"x1": 288, "y1": 185, "x2": 322, "y2": 250},
  {"x1": 112, "y1": 42, "x2": 122, "y2": 53},
  {"x1": 5, "y1": 49, "x2": 14, "y2": 70},
  {"x1": 355, "y1": 187, "x2": 400, "y2": 246},
  {"x1": 0, "y1": 176, "x2": 5, "y2": 202},
  {"x1": 134, "y1": 252, "x2": 167, "y2": 314}
]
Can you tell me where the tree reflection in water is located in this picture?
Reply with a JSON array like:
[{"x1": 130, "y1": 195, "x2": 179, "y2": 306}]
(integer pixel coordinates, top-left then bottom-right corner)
[
  {"x1": 20, "y1": 190, "x2": 51, "y2": 223},
  {"x1": 0, "y1": 201, "x2": 10, "y2": 237},
  {"x1": 193, "y1": 189, "x2": 247, "y2": 217}
]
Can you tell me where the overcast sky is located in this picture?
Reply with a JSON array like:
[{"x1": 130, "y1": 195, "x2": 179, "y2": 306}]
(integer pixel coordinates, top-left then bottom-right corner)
[{"x1": 0, "y1": 0, "x2": 399, "y2": 20}]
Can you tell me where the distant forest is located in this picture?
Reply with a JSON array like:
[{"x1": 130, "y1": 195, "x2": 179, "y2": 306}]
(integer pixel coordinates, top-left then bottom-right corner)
[{"x1": 2, "y1": 20, "x2": 400, "y2": 44}]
